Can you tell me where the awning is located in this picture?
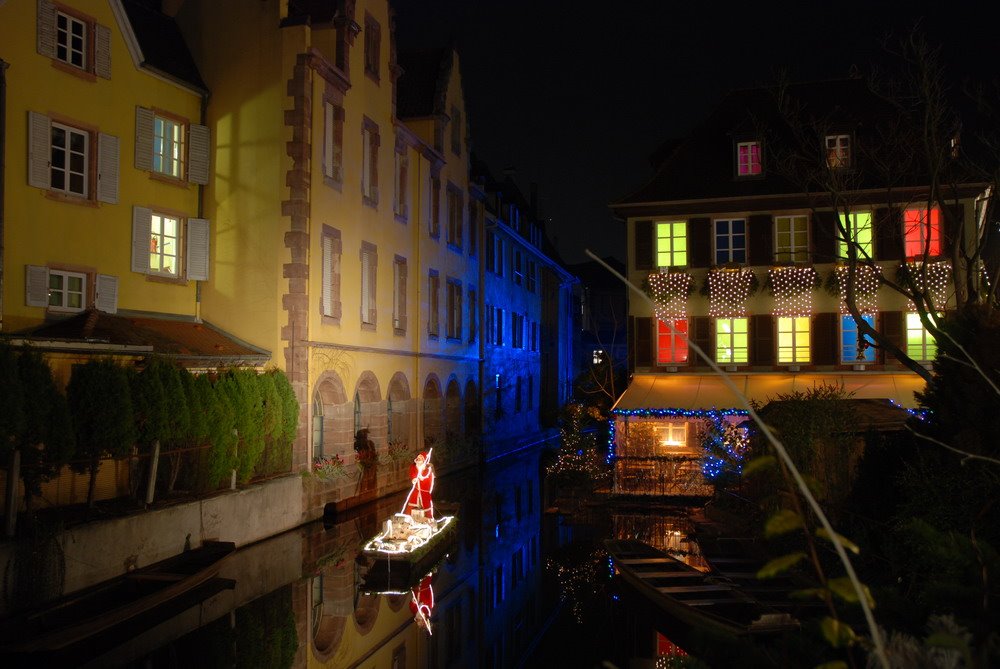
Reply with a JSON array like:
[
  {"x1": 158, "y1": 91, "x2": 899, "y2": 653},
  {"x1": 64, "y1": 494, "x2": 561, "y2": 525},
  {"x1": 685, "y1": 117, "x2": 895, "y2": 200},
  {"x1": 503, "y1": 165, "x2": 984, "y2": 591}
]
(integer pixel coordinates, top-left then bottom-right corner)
[{"x1": 612, "y1": 372, "x2": 926, "y2": 412}]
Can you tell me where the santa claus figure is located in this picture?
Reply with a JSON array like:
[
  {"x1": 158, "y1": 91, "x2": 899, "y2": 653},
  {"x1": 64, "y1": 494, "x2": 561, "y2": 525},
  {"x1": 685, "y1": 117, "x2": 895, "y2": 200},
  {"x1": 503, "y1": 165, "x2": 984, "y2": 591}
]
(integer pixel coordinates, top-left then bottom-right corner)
[
  {"x1": 404, "y1": 451, "x2": 435, "y2": 518},
  {"x1": 410, "y1": 573, "x2": 435, "y2": 633}
]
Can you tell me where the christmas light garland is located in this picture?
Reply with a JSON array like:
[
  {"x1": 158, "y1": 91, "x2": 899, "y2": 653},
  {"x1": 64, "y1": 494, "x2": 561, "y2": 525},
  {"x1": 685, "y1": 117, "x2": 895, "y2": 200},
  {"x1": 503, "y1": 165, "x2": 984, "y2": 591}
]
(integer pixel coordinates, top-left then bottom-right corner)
[
  {"x1": 833, "y1": 264, "x2": 881, "y2": 315},
  {"x1": 898, "y1": 260, "x2": 952, "y2": 311},
  {"x1": 647, "y1": 271, "x2": 693, "y2": 321},
  {"x1": 767, "y1": 266, "x2": 819, "y2": 317},
  {"x1": 707, "y1": 268, "x2": 758, "y2": 318},
  {"x1": 608, "y1": 409, "x2": 750, "y2": 464}
]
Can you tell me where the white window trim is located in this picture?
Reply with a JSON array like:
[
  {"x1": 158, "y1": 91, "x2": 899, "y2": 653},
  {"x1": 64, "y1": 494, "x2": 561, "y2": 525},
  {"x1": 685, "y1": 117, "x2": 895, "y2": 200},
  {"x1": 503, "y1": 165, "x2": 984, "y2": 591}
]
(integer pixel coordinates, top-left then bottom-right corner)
[
  {"x1": 47, "y1": 268, "x2": 88, "y2": 312},
  {"x1": 774, "y1": 214, "x2": 810, "y2": 263},
  {"x1": 716, "y1": 317, "x2": 749, "y2": 364},
  {"x1": 777, "y1": 316, "x2": 811, "y2": 364},
  {"x1": 736, "y1": 140, "x2": 762, "y2": 176},
  {"x1": 713, "y1": 218, "x2": 747, "y2": 265},
  {"x1": 50, "y1": 121, "x2": 89, "y2": 197}
]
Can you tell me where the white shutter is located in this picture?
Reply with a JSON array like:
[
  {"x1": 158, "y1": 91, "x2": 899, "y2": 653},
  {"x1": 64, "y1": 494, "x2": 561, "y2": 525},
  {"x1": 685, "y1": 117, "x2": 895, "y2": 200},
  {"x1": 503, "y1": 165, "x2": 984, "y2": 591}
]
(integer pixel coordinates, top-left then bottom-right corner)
[
  {"x1": 322, "y1": 236, "x2": 333, "y2": 316},
  {"x1": 36, "y1": 0, "x2": 56, "y2": 58},
  {"x1": 186, "y1": 218, "x2": 210, "y2": 281},
  {"x1": 28, "y1": 111, "x2": 51, "y2": 189},
  {"x1": 361, "y1": 249, "x2": 370, "y2": 322},
  {"x1": 188, "y1": 124, "x2": 210, "y2": 185},
  {"x1": 95, "y1": 274, "x2": 118, "y2": 313},
  {"x1": 97, "y1": 133, "x2": 119, "y2": 204},
  {"x1": 25, "y1": 265, "x2": 49, "y2": 307},
  {"x1": 132, "y1": 206, "x2": 152, "y2": 274},
  {"x1": 95, "y1": 24, "x2": 111, "y2": 79},
  {"x1": 134, "y1": 106, "x2": 154, "y2": 171}
]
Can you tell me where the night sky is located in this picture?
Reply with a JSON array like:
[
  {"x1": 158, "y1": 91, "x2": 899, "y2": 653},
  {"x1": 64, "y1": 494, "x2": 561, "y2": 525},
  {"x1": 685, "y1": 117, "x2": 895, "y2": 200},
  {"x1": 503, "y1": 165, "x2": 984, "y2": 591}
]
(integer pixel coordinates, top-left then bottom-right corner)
[{"x1": 392, "y1": 1, "x2": 997, "y2": 265}]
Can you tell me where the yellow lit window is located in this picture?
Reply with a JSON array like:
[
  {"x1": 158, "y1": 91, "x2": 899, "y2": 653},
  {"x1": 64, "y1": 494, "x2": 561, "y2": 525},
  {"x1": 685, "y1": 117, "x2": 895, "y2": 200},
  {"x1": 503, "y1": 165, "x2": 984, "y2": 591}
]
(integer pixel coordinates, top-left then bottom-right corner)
[
  {"x1": 716, "y1": 317, "x2": 748, "y2": 364},
  {"x1": 150, "y1": 214, "x2": 179, "y2": 276},
  {"x1": 656, "y1": 221, "x2": 687, "y2": 268},
  {"x1": 777, "y1": 316, "x2": 811, "y2": 364},
  {"x1": 656, "y1": 422, "x2": 688, "y2": 449}
]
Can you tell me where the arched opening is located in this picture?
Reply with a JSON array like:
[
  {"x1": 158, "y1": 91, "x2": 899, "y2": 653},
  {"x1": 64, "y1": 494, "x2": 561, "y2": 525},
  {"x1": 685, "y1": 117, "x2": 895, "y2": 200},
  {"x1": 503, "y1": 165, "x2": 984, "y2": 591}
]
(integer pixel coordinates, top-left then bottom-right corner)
[
  {"x1": 422, "y1": 376, "x2": 443, "y2": 448},
  {"x1": 387, "y1": 372, "x2": 412, "y2": 453},
  {"x1": 312, "y1": 372, "x2": 349, "y2": 463},
  {"x1": 352, "y1": 371, "x2": 384, "y2": 447}
]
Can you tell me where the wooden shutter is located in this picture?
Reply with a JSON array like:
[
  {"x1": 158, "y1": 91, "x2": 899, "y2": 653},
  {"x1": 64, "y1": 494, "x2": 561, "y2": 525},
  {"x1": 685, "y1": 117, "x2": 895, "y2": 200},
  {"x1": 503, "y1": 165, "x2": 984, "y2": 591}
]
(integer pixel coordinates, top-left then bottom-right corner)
[
  {"x1": 634, "y1": 220, "x2": 653, "y2": 270},
  {"x1": 361, "y1": 249, "x2": 371, "y2": 322},
  {"x1": 751, "y1": 314, "x2": 774, "y2": 366},
  {"x1": 97, "y1": 132, "x2": 119, "y2": 204},
  {"x1": 874, "y1": 207, "x2": 902, "y2": 261},
  {"x1": 811, "y1": 210, "x2": 839, "y2": 263},
  {"x1": 689, "y1": 217, "x2": 711, "y2": 268},
  {"x1": 36, "y1": 0, "x2": 57, "y2": 58},
  {"x1": 398, "y1": 261, "x2": 407, "y2": 331},
  {"x1": 691, "y1": 316, "x2": 712, "y2": 366},
  {"x1": 880, "y1": 311, "x2": 903, "y2": 364},
  {"x1": 188, "y1": 124, "x2": 211, "y2": 185},
  {"x1": 134, "y1": 106, "x2": 154, "y2": 171},
  {"x1": 25, "y1": 265, "x2": 49, "y2": 307},
  {"x1": 942, "y1": 203, "x2": 964, "y2": 252},
  {"x1": 95, "y1": 274, "x2": 118, "y2": 313},
  {"x1": 368, "y1": 249, "x2": 378, "y2": 325},
  {"x1": 322, "y1": 236, "x2": 333, "y2": 316},
  {"x1": 186, "y1": 218, "x2": 210, "y2": 281},
  {"x1": 131, "y1": 206, "x2": 152, "y2": 274},
  {"x1": 95, "y1": 23, "x2": 111, "y2": 79},
  {"x1": 748, "y1": 214, "x2": 773, "y2": 266},
  {"x1": 812, "y1": 312, "x2": 837, "y2": 365},
  {"x1": 634, "y1": 316, "x2": 653, "y2": 368},
  {"x1": 627, "y1": 316, "x2": 636, "y2": 374},
  {"x1": 28, "y1": 111, "x2": 51, "y2": 189}
]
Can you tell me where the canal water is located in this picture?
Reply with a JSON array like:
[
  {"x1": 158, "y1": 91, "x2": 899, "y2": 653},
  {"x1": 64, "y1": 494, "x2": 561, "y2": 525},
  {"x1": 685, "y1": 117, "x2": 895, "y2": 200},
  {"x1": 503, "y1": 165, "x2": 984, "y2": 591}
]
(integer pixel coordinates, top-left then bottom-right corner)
[{"x1": 80, "y1": 449, "x2": 704, "y2": 668}]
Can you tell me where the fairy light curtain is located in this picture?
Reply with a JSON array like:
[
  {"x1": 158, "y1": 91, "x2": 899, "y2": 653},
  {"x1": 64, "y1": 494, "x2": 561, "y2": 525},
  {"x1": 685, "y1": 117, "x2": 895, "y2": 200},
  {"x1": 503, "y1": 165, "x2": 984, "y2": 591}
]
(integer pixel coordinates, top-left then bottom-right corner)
[
  {"x1": 647, "y1": 271, "x2": 692, "y2": 321},
  {"x1": 834, "y1": 264, "x2": 881, "y2": 315},
  {"x1": 707, "y1": 268, "x2": 757, "y2": 318},
  {"x1": 769, "y1": 267, "x2": 819, "y2": 317}
]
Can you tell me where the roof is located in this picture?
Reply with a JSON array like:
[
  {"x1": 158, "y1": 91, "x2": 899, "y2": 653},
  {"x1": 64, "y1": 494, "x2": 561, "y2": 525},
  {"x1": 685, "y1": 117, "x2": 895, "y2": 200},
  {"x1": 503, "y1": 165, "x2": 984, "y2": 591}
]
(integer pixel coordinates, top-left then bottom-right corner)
[
  {"x1": 121, "y1": 0, "x2": 207, "y2": 92},
  {"x1": 756, "y1": 397, "x2": 913, "y2": 432},
  {"x1": 396, "y1": 48, "x2": 452, "y2": 118},
  {"x1": 612, "y1": 372, "x2": 926, "y2": 412},
  {"x1": 11, "y1": 309, "x2": 270, "y2": 366}
]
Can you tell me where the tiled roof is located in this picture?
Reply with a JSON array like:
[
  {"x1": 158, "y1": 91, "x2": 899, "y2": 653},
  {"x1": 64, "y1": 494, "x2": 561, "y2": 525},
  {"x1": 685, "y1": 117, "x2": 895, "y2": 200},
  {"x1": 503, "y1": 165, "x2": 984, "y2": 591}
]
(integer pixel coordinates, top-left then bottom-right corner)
[
  {"x1": 16, "y1": 309, "x2": 269, "y2": 365},
  {"x1": 396, "y1": 48, "x2": 451, "y2": 118},
  {"x1": 121, "y1": 0, "x2": 207, "y2": 93}
]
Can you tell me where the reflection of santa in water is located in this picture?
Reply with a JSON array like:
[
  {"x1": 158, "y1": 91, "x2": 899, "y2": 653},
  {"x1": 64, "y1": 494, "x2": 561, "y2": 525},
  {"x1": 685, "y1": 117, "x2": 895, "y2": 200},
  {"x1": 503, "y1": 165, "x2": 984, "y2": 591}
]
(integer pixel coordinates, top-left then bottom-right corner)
[
  {"x1": 404, "y1": 451, "x2": 434, "y2": 518},
  {"x1": 410, "y1": 573, "x2": 434, "y2": 633}
]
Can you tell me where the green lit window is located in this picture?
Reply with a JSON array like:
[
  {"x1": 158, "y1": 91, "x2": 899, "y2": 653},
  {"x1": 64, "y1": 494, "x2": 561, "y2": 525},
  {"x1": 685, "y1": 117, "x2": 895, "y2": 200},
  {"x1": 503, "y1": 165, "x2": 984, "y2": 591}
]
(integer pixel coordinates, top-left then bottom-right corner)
[
  {"x1": 837, "y1": 211, "x2": 873, "y2": 259},
  {"x1": 656, "y1": 221, "x2": 687, "y2": 268},
  {"x1": 777, "y1": 316, "x2": 811, "y2": 363},
  {"x1": 906, "y1": 312, "x2": 937, "y2": 362},
  {"x1": 716, "y1": 317, "x2": 748, "y2": 364},
  {"x1": 150, "y1": 213, "x2": 180, "y2": 276}
]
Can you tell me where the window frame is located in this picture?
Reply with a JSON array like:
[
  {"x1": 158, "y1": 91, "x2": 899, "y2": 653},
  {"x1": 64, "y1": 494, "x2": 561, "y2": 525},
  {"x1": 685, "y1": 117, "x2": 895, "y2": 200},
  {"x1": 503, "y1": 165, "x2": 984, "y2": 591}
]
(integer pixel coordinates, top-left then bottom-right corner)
[
  {"x1": 361, "y1": 117, "x2": 380, "y2": 207},
  {"x1": 657, "y1": 319, "x2": 689, "y2": 365},
  {"x1": 656, "y1": 422, "x2": 688, "y2": 450},
  {"x1": 840, "y1": 314, "x2": 876, "y2": 364},
  {"x1": 736, "y1": 140, "x2": 763, "y2": 177},
  {"x1": 323, "y1": 99, "x2": 344, "y2": 185},
  {"x1": 825, "y1": 134, "x2": 851, "y2": 169},
  {"x1": 47, "y1": 268, "x2": 88, "y2": 313},
  {"x1": 446, "y1": 277, "x2": 463, "y2": 340},
  {"x1": 713, "y1": 218, "x2": 747, "y2": 265},
  {"x1": 774, "y1": 214, "x2": 810, "y2": 263},
  {"x1": 55, "y1": 9, "x2": 88, "y2": 71},
  {"x1": 906, "y1": 312, "x2": 937, "y2": 362},
  {"x1": 363, "y1": 12, "x2": 380, "y2": 82},
  {"x1": 360, "y1": 241, "x2": 378, "y2": 328},
  {"x1": 49, "y1": 120, "x2": 90, "y2": 197},
  {"x1": 148, "y1": 211, "x2": 182, "y2": 278},
  {"x1": 152, "y1": 112, "x2": 186, "y2": 180},
  {"x1": 903, "y1": 207, "x2": 942, "y2": 259},
  {"x1": 394, "y1": 142, "x2": 408, "y2": 220},
  {"x1": 428, "y1": 269, "x2": 440, "y2": 338},
  {"x1": 715, "y1": 317, "x2": 749, "y2": 364},
  {"x1": 320, "y1": 226, "x2": 343, "y2": 322},
  {"x1": 392, "y1": 255, "x2": 407, "y2": 333},
  {"x1": 655, "y1": 220, "x2": 687, "y2": 269},
  {"x1": 837, "y1": 211, "x2": 873, "y2": 259},
  {"x1": 446, "y1": 184, "x2": 463, "y2": 251},
  {"x1": 777, "y1": 315, "x2": 811, "y2": 364}
]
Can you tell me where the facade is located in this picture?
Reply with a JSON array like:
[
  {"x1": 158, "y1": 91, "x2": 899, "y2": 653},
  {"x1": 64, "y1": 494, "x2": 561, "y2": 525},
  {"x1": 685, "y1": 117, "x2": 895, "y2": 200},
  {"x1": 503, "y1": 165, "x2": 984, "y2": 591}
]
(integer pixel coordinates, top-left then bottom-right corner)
[
  {"x1": 1, "y1": 0, "x2": 576, "y2": 514},
  {"x1": 609, "y1": 79, "x2": 988, "y2": 495}
]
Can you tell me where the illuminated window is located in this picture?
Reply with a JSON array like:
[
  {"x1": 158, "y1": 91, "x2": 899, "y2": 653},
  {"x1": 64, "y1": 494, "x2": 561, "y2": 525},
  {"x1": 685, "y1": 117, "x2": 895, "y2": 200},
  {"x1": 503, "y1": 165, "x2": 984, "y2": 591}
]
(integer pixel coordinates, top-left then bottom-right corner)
[
  {"x1": 837, "y1": 211, "x2": 873, "y2": 259},
  {"x1": 656, "y1": 221, "x2": 687, "y2": 268},
  {"x1": 736, "y1": 141, "x2": 762, "y2": 176},
  {"x1": 714, "y1": 219, "x2": 746, "y2": 264},
  {"x1": 149, "y1": 213, "x2": 180, "y2": 276},
  {"x1": 716, "y1": 317, "x2": 748, "y2": 364},
  {"x1": 904, "y1": 207, "x2": 941, "y2": 258},
  {"x1": 657, "y1": 319, "x2": 688, "y2": 364},
  {"x1": 48, "y1": 269, "x2": 86, "y2": 312},
  {"x1": 56, "y1": 11, "x2": 88, "y2": 70},
  {"x1": 153, "y1": 115, "x2": 184, "y2": 179},
  {"x1": 775, "y1": 215, "x2": 809, "y2": 263},
  {"x1": 656, "y1": 422, "x2": 688, "y2": 448},
  {"x1": 825, "y1": 134, "x2": 851, "y2": 168},
  {"x1": 777, "y1": 316, "x2": 810, "y2": 364},
  {"x1": 906, "y1": 312, "x2": 937, "y2": 362},
  {"x1": 841, "y1": 314, "x2": 875, "y2": 363}
]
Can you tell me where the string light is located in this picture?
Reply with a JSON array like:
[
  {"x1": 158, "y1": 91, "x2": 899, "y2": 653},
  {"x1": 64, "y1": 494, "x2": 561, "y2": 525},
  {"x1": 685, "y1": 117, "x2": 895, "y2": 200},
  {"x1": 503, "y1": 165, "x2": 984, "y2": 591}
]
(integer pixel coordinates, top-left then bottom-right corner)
[
  {"x1": 647, "y1": 271, "x2": 692, "y2": 321},
  {"x1": 363, "y1": 514, "x2": 456, "y2": 555},
  {"x1": 900, "y1": 260, "x2": 952, "y2": 311},
  {"x1": 708, "y1": 268, "x2": 757, "y2": 318},
  {"x1": 768, "y1": 267, "x2": 819, "y2": 317},
  {"x1": 834, "y1": 264, "x2": 881, "y2": 314}
]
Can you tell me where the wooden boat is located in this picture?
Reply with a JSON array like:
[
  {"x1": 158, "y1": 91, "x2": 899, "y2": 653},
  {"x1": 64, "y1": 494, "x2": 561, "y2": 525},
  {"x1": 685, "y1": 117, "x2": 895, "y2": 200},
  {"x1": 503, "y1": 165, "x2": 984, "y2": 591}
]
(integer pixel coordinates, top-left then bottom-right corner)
[
  {"x1": 605, "y1": 539, "x2": 798, "y2": 637},
  {"x1": 0, "y1": 540, "x2": 236, "y2": 660},
  {"x1": 362, "y1": 513, "x2": 458, "y2": 586}
]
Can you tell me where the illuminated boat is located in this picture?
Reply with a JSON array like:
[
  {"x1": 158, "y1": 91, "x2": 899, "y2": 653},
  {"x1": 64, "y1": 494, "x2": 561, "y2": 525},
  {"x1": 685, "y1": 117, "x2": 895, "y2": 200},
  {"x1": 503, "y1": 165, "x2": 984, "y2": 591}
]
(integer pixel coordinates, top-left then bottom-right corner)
[{"x1": 362, "y1": 512, "x2": 457, "y2": 586}]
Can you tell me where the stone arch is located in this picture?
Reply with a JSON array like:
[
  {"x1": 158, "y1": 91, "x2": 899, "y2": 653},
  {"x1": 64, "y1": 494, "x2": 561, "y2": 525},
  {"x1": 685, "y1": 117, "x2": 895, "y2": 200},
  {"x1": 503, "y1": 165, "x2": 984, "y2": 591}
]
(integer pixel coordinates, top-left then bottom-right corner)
[
  {"x1": 310, "y1": 561, "x2": 352, "y2": 660},
  {"x1": 444, "y1": 377, "x2": 462, "y2": 442},
  {"x1": 464, "y1": 379, "x2": 480, "y2": 439},
  {"x1": 386, "y1": 372, "x2": 413, "y2": 450},
  {"x1": 353, "y1": 593, "x2": 381, "y2": 636},
  {"x1": 352, "y1": 371, "x2": 384, "y2": 447},
  {"x1": 312, "y1": 371, "x2": 350, "y2": 461},
  {"x1": 422, "y1": 375, "x2": 443, "y2": 448}
]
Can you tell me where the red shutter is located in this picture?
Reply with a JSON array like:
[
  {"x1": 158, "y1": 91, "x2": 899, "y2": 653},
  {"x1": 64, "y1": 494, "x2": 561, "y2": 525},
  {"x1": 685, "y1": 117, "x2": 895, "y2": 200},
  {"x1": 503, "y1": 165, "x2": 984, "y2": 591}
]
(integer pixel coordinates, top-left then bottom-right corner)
[
  {"x1": 635, "y1": 220, "x2": 654, "y2": 270},
  {"x1": 748, "y1": 214, "x2": 773, "y2": 266},
  {"x1": 689, "y1": 217, "x2": 712, "y2": 268}
]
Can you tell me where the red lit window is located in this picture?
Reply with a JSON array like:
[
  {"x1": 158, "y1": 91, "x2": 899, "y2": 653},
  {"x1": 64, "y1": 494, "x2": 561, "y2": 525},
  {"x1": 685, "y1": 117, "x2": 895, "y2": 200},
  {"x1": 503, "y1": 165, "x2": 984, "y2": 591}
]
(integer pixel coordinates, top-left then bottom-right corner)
[
  {"x1": 657, "y1": 319, "x2": 688, "y2": 364},
  {"x1": 737, "y1": 141, "x2": 762, "y2": 176},
  {"x1": 904, "y1": 208, "x2": 941, "y2": 258}
]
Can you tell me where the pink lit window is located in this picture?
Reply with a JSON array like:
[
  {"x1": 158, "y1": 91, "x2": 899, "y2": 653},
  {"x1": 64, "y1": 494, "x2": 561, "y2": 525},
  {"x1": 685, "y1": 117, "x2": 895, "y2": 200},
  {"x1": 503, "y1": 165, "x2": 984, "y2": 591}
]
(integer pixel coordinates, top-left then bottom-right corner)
[
  {"x1": 657, "y1": 319, "x2": 688, "y2": 364},
  {"x1": 737, "y1": 141, "x2": 762, "y2": 176},
  {"x1": 904, "y1": 208, "x2": 941, "y2": 258}
]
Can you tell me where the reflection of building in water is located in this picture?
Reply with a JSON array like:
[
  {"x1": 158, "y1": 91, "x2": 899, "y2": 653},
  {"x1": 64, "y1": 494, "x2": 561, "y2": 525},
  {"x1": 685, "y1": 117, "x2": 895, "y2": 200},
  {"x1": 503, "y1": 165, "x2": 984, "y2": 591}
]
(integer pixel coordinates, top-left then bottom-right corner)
[{"x1": 612, "y1": 513, "x2": 708, "y2": 572}]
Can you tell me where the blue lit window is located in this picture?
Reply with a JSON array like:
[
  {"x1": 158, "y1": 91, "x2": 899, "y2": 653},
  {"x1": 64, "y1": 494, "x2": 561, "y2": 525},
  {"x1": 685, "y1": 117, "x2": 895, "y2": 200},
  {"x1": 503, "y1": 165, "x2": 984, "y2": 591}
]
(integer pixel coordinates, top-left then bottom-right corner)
[
  {"x1": 714, "y1": 219, "x2": 746, "y2": 264},
  {"x1": 841, "y1": 314, "x2": 875, "y2": 363}
]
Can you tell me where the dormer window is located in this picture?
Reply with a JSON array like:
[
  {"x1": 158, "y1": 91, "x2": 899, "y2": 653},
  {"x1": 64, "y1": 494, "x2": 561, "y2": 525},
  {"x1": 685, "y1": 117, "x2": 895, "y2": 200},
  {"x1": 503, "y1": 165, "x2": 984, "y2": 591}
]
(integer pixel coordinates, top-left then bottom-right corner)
[
  {"x1": 736, "y1": 141, "x2": 762, "y2": 176},
  {"x1": 825, "y1": 134, "x2": 851, "y2": 168}
]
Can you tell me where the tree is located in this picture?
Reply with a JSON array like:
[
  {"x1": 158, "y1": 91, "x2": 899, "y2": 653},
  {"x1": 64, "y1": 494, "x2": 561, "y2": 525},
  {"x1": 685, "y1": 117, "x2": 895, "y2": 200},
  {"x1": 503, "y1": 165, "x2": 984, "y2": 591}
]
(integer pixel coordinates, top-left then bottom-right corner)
[
  {"x1": 0, "y1": 345, "x2": 26, "y2": 465},
  {"x1": 67, "y1": 360, "x2": 135, "y2": 509},
  {"x1": 16, "y1": 349, "x2": 75, "y2": 515}
]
